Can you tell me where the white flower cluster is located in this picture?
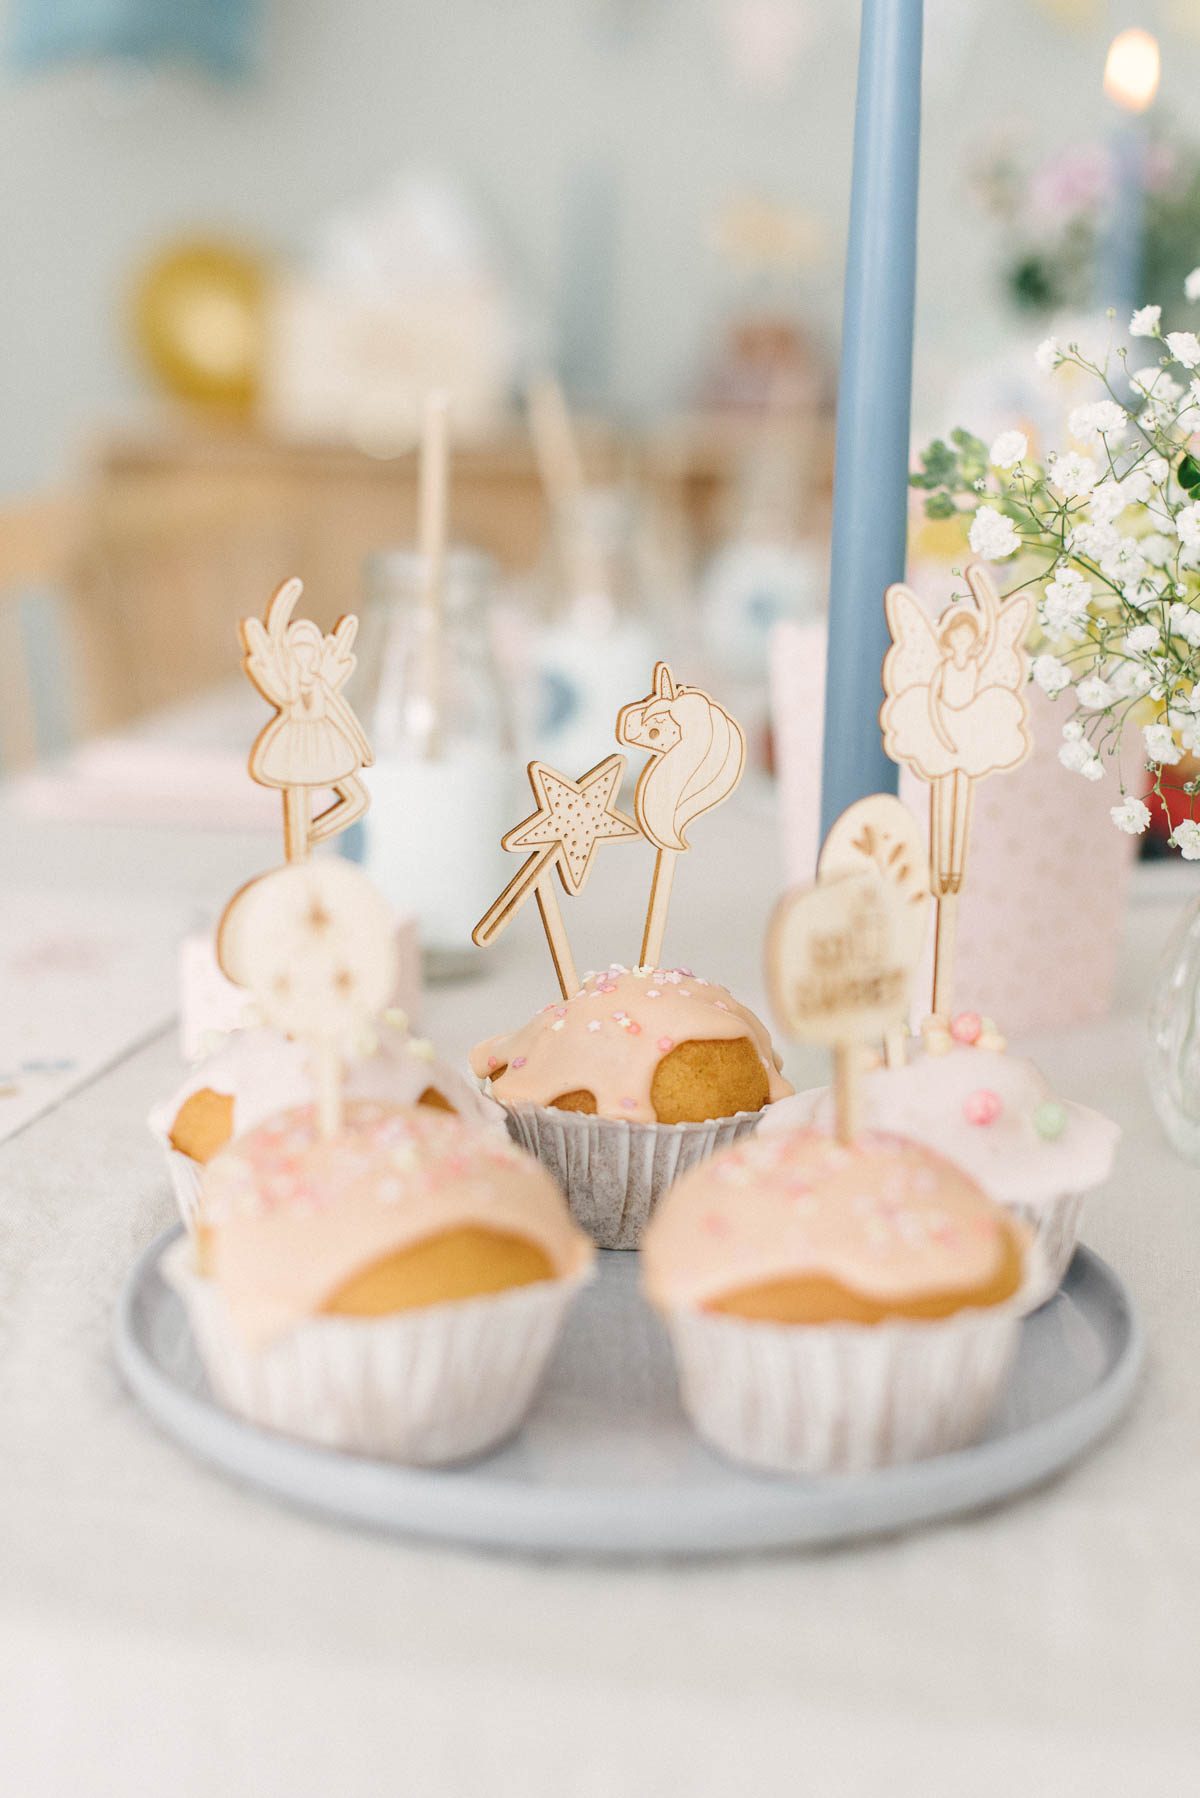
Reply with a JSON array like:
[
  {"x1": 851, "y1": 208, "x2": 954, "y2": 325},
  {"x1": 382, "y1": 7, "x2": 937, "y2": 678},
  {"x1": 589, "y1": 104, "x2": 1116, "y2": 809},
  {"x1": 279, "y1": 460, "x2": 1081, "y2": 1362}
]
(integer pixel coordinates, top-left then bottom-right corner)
[{"x1": 936, "y1": 273, "x2": 1200, "y2": 854}]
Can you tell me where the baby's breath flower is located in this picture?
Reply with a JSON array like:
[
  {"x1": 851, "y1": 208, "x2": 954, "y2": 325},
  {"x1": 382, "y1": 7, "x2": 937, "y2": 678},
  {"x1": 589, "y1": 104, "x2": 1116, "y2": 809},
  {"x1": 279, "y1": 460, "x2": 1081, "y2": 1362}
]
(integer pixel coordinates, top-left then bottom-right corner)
[
  {"x1": 1144, "y1": 722, "x2": 1183, "y2": 765},
  {"x1": 1124, "y1": 623, "x2": 1160, "y2": 654},
  {"x1": 1177, "y1": 503, "x2": 1200, "y2": 552},
  {"x1": 1069, "y1": 400, "x2": 1127, "y2": 444},
  {"x1": 1077, "y1": 675, "x2": 1116, "y2": 708},
  {"x1": 1131, "y1": 306, "x2": 1162, "y2": 337},
  {"x1": 1035, "y1": 336, "x2": 1063, "y2": 373},
  {"x1": 1187, "y1": 269, "x2": 1200, "y2": 302},
  {"x1": 968, "y1": 505, "x2": 1020, "y2": 560},
  {"x1": 1032, "y1": 654, "x2": 1071, "y2": 697},
  {"x1": 1166, "y1": 331, "x2": 1200, "y2": 369},
  {"x1": 1170, "y1": 820, "x2": 1200, "y2": 860},
  {"x1": 1111, "y1": 797, "x2": 1151, "y2": 835},
  {"x1": 988, "y1": 430, "x2": 1027, "y2": 468},
  {"x1": 1048, "y1": 451, "x2": 1099, "y2": 499},
  {"x1": 1169, "y1": 602, "x2": 1200, "y2": 648}
]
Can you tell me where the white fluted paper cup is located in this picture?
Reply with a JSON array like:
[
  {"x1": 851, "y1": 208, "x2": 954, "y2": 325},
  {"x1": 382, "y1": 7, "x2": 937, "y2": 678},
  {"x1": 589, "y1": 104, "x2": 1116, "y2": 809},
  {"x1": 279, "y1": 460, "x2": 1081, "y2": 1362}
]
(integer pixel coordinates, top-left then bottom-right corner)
[
  {"x1": 494, "y1": 1097, "x2": 766, "y2": 1250},
  {"x1": 163, "y1": 1239, "x2": 590, "y2": 1465},
  {"x1": 1002, "y1": 1191, "x2": 1085, "y2": 1311},
  {"x1": 161, "y1": 1148, "x2": 203, "y2": 1235},
  {"x1": 662, "y1": 1298, "x2": 1025, "y2": 1477}
]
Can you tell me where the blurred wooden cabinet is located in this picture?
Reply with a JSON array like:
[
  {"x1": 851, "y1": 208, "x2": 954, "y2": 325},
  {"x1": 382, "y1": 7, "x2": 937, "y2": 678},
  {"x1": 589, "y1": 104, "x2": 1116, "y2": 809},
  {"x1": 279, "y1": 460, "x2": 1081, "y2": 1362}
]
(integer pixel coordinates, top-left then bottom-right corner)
[{"x1": 66, "y1": 413, "x2": 834, "y2": 734}]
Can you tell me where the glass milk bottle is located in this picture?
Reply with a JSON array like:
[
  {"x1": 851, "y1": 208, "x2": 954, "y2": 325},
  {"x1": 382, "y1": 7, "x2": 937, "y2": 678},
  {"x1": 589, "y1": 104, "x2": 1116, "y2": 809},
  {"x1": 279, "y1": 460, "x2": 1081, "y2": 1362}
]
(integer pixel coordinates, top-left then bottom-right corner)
[
  {"x1": 532, "y1": 486, "x2": 659, "y2": 773},
  {"x1": 360, "y1": 548, "x2": 515, "y2": 980}
]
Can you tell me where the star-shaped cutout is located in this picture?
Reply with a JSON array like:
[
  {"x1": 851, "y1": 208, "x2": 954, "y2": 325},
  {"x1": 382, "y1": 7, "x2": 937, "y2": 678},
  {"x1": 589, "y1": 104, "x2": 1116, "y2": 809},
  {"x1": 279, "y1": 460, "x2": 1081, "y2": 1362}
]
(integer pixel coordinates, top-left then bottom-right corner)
[{"x1": 503, "y1": 755, "x2": 639, "y2": 894}]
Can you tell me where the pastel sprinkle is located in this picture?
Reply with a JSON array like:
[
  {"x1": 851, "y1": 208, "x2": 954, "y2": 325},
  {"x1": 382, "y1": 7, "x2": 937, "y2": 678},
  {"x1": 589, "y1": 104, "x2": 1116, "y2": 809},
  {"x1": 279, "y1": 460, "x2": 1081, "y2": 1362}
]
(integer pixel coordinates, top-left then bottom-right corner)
[
  {"x1": 627, "y1": 1021, "x2": 642, "y2": 1035},
  {"x1": 511, "y1": 1056, "x2": 527, "y2": 1069},
  {"x1": 551, "y1": 1020, "x2": 565, "y2": 1032},
  {"x1": 586, "y1": 1020, "x2": 602, "y2": 1033},
  {"x1": 620, "y1": 1097, "x2": 637, "y2": 1110},
  {"x1": 1033, "y1": 1099, "x2": 1068, "y2": 1141},
  {"x1": 701, "y1": 1212, "x2": 730, "y2": 1237},
  {"x1": 487, "y1": 1056, "x2": 499, "y2": 1070},
  {"x1": 657, "y1": 1037, "x2": 674, "y2": 1052},
  {"x1": 951, "y1": 1012, "x2": 983, "y2": 1045},
  {"x1": 646, "y1": 989, "x2": 661, "y2": 999},
  {"x1": 963, "y1": 1088, "x2": 1003, "y2": 1126}
]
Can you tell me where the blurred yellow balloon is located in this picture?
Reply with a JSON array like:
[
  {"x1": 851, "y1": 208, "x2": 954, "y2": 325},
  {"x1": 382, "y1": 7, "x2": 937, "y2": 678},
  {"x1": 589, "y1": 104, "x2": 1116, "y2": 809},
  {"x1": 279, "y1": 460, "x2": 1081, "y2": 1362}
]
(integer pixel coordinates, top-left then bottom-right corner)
[{"x1": 132, "y1": 240, "x2": 268, "y2": 419}]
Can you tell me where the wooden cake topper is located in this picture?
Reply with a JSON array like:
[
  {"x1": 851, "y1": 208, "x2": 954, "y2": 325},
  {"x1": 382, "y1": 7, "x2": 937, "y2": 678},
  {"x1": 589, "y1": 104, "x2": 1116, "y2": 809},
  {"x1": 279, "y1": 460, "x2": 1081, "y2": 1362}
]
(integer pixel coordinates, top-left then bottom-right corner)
[
  {"x1": 472, "y1": 755, "x2": 639, "y2": 999},
  {"x1": 766, "y1": 866, "x2": 924, "y2": 1145},
  {"x1": 616, "y1": 661, "x2": 746, "y2": 968},
  {"x1": 880, "y1": 561, "x2": 1031, "y2": 1019},
  {"x1": 817, "y1": 793, "x2": 931, "y2": 1069},
  {"x1": 241, "y1": 577, "x2": 374, "y2": 862},
  {"x1": 218, "y1": 859, "x2": 397, "y2": 1139}
]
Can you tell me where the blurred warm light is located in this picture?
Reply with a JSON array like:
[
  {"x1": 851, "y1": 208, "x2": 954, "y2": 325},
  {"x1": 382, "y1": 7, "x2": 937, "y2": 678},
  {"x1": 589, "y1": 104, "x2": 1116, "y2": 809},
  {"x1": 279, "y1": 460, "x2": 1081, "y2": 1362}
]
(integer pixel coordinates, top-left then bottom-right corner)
[{"x1": 1104, "y1": 28, "x2": 1161, "y2": 114}]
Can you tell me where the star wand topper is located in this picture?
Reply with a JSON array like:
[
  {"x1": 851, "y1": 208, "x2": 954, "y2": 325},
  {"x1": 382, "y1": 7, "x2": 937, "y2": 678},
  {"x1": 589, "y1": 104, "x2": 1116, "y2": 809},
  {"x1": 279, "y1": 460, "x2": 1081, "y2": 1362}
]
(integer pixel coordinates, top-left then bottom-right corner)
[{"x1": 472, "y1": 755, "x2": 640, "y2": 998}]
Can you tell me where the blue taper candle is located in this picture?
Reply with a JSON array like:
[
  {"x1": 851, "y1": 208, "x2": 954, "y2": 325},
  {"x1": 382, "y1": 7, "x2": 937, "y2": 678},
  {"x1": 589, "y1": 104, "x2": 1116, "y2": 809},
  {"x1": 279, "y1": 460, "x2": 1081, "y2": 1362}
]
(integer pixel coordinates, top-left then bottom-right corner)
[{"x1": 820, "y1": 0, "x2": 923, "y2": 836}]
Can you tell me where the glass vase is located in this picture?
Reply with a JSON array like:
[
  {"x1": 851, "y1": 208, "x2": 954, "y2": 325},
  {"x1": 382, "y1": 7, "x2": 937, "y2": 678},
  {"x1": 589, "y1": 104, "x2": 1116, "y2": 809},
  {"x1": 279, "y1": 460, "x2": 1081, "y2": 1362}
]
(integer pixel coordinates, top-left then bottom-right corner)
[{"x1": 1147, "y1": 891, "x2": 1200, "y2": 1160}]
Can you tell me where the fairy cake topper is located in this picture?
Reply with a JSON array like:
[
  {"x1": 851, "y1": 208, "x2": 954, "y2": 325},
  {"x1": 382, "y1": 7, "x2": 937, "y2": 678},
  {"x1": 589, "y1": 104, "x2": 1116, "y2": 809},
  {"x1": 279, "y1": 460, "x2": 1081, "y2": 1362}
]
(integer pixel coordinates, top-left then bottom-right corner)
[
  {"x1": 218, "y1": 859, "x2": 397, "y2": 1139},
  {"x1": 241, "y1": 577, "x2": 374, "y2": 863},
  {"x1": 616, "y1": 662, "x2": 746, "y2": 967},
  {"x1": 881, "y1": 561, "x2": 1031, "y2": 1020},
  {"x1": 767, "y1": 816, "x2": 926, "y2": 1145},
  {"x1": 473, "y1": 755, "x2": 640, "y2": 999}
]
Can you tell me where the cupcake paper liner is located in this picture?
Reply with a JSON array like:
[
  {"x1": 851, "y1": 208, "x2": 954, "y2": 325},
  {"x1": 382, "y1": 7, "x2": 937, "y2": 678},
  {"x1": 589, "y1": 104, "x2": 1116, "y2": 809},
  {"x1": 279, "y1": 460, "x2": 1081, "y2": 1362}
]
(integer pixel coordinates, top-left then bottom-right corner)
[
  {"x1": 495, "y1": 1098, "x2": 764, "y2": 1250},
  {"x1": 164, "y1": 1240, "x2": 590, "y2": 1466},
  {"x1": 1003, "y1": 1190, "x2": 1085, "y2": 1310},
  {"x1": 663, "y1": 1298, "x2": 1024, "y2": 1477},
  {"x1": 161, "y1": 1148, "x2": 204, "y2": 1235}
]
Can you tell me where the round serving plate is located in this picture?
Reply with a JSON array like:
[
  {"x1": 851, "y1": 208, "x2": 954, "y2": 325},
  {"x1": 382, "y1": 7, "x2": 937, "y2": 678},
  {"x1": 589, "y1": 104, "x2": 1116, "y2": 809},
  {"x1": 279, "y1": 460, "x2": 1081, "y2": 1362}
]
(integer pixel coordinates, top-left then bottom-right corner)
[{"x1": 116, "y1": 1227, "x2": 1142, "y2": 1558}]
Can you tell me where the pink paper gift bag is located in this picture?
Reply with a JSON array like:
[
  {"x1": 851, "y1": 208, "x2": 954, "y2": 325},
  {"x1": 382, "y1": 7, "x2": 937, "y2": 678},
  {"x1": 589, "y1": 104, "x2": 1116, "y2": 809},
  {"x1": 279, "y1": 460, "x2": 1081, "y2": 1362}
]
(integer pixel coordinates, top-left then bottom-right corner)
[{"x1": 769, "y1": 620, "x2": 1137, "y2": 1036}]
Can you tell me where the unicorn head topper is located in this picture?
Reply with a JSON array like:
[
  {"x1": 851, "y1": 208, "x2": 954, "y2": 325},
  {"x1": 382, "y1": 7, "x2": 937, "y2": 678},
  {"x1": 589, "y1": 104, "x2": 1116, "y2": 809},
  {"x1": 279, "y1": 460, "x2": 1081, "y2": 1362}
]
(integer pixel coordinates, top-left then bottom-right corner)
[{"x1": 617, "y1": 662, "x2": 746, "y2": 966}]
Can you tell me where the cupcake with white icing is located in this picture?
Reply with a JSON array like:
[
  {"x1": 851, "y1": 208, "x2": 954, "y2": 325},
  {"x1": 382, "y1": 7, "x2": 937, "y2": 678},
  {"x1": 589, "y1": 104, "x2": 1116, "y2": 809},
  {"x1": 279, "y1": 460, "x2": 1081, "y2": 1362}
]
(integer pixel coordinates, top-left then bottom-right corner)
[
  {"x1": 470, "y1": 964, "x2": 793, "y2": 1249},
  {"x1": 763, "y1": 1011, "x2": 1118, "y2": 1308},
  {"x1": 150, "y1": 1013, "x2": 503, "y2": 1232}
]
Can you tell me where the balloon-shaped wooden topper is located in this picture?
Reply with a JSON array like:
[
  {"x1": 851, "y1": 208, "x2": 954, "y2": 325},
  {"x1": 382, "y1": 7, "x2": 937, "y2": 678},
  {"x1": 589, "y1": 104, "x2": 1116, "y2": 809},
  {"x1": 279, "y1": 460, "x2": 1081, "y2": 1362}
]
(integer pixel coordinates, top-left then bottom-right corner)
[
  {"x1": 241, "y1": 577, "x2": 374, "y2": 863},
  {"x1": 817, "y1": 793, "x2": 930, "y2": 1069},
  {"x1": 218, "y1": 859, "x2": 397, "y2": 1139},
  {"x1": 472, "y1": 755, "x2": 639, "y2": 1000},
  {"x1": 880, "y1": 561, "x2": 1031, "y2": 1020},
  {"x1": 616, "y1": 661, "x2": 746, "y2": 968},
  {"x1": 766, "y1": 860, "x2": 925, "y2": 1146}
]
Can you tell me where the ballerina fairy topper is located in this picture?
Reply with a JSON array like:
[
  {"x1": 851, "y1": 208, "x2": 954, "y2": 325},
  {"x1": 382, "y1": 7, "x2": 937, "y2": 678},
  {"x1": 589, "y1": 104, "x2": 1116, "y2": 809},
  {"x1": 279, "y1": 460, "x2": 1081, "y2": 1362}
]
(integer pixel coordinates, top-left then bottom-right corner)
[
  {"x1": 881, "y1": 561, "x2": 1031, "y2": 1019},
  {"x1": 616, "y1": 662, "x2": 746, "y2": 967},
  {"x1": 241, "y1": 577, "x2": 374, "y2": 863},
  {"x1": 218, "y1": 859, "x2": 397, "y2": 1139},
  {"x1": 473, "y1": 756, "x2": 640, "y2": 1000}
]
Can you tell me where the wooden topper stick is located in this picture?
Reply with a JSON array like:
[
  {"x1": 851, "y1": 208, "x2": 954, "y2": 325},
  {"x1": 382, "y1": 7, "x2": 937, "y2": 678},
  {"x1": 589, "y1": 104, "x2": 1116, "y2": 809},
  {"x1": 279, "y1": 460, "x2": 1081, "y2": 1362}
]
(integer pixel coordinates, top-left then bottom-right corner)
[
  {"x1": 880, "y1": 560, "x2": 1032, "y2": 1020},
  {"x1": 616, "y1": 662, "x2": 746, "y2": 968},
  {"x1": 217, "y1": 859, "x2": 398, "y2": 1140},
  {"x1": 817, "y1": 793, "x2": 931, "y2": 1068},
  {"x1": 765, "y1": 869, "x2": 919, "y2": 1146},
  {"x1": 240, "y1": 577, "x2": 375, "y2": 862},
  {"x1": 416, "y1": 392, "x2": 450, "y2": 759},
  {"x1": 472, "y1": 754, "x2": 639, "y2": 999}
]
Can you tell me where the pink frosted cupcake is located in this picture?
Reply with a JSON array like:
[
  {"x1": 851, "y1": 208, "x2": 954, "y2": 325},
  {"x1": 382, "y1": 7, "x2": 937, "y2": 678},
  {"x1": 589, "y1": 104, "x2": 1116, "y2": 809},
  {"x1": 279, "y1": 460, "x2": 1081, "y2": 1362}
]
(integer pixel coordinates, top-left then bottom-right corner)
[
  {"x1": 167, "y1": 1102, "x2": 593, "y2": 1464},
  {"x1": 643, "y1": 1126, "x2": 1031, "y2": 1475},
  {"x1": 149, "y1": 1014, "x2": 503, "y2": 1233},
  {"x1": 470, "y1": 964, "x2": 793, "y2": 1248}
]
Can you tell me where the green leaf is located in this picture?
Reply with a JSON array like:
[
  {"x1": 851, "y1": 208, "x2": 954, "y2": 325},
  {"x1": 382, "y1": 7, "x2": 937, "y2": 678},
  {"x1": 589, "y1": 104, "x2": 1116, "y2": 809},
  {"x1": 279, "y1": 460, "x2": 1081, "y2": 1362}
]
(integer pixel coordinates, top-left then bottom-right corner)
[
  {"x1": 1179, "y1": 453, "x2": 1200, "y2": 494},
  {"x1": 914, "y1": 438, "x2": 958, "y2": 488},
  {"x1": 924, "y1": 492, "x2": 957, "y2": 521}
]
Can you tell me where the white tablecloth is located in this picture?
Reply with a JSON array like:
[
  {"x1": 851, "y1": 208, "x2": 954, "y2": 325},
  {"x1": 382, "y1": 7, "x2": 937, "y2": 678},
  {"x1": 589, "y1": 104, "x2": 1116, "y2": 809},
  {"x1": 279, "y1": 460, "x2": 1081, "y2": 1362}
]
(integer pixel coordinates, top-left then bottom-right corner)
[{"x1": 1, "y1": 742, "x2": 1198, "y2": 1798}]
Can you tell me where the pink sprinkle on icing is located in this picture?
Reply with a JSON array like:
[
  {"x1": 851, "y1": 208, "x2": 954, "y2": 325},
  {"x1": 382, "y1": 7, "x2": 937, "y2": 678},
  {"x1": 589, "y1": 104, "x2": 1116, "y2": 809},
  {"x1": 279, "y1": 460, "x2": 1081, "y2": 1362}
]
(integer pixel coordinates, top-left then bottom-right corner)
[
  {"x1": 511, "y1": 1056, "x2": 527, "y2": 1070},
  {"x1": 701, "y1": 1212, "x2": 730, "y2": 1237},
  {"x1": 657, "y1": 1037, "x2": 674, "y2": 1052},
  {"x1": 952, "y1": 1011, "x2": 983, "y2": 1046},
  {"x1": 487, "y1": 1056, "x2": 499, "y2": 1070},
  {"x1": 627, "y1": 1021, "x2": 642, "y2": 1036},
  {"x1": 620, "y1": 1097, "x2": 636, "y2": 1110},
  {"x1": 714, "y1": 1000, "x2": 729, "y2": 1011},
  {"x1": 963, "y1": 1088, "x2": 1002, "y2": 1126}
]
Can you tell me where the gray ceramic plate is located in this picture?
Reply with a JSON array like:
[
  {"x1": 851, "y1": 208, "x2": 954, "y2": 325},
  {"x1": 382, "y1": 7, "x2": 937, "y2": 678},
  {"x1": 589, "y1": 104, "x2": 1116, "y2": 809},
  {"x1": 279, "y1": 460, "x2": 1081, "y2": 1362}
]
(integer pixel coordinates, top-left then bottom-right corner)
[{"x1": 116, "y1": 1227, "x2": 1142, "y2": 1558}]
